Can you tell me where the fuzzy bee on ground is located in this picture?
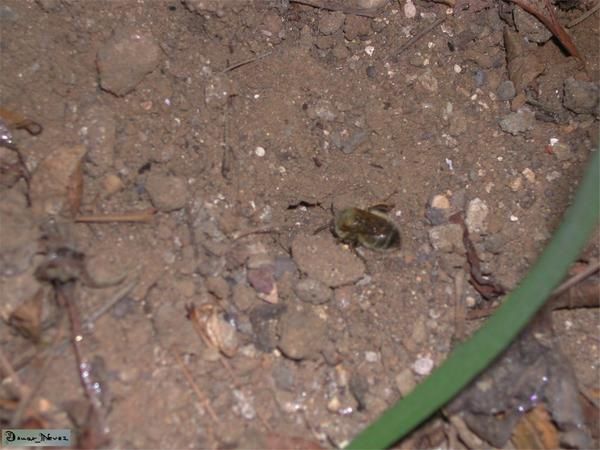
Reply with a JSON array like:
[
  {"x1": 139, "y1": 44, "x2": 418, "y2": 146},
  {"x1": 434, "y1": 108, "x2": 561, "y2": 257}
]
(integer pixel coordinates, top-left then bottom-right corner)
[{"x1": 331, "y1": 205, "x2": 401, "y2": 251}]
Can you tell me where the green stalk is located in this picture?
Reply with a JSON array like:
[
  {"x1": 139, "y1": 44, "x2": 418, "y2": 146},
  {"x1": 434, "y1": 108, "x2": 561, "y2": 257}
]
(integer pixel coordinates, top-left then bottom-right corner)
[{"x1": 346, "y1": 150, "x2": 599, "y2": 450}]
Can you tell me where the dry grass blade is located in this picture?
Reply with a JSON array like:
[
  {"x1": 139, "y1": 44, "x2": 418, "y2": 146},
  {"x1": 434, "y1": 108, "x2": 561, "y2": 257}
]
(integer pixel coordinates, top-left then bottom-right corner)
[{"x1": 75, "y1": 208, "x2": 157, "y2": 223}]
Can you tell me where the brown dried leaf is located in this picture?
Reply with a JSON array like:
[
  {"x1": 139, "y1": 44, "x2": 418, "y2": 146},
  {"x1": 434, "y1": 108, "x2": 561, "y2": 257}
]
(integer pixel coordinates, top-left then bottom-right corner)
[
  {"x1": 8, "y1": 288, "x2": 45, "y2": 342},
  {"x1": 186, "y1": 303, "x2": 238, "y2": 357},
  {"x1": 511, "y1": 404, "x2": 560, "y2": 449}
]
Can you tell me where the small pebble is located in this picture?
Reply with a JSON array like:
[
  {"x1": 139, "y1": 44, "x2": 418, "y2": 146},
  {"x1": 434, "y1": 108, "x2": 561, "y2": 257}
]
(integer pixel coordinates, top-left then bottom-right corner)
[
  {"x1": 395, "y1": 368, "x2": 416, "y2": 396},
  {"x1": 509, "y1": 176, "x2": 523, "y2": 192},
  {"x1": 365, "y1": 351, "x2": 380, "y2": 363},
  {"x1": 465, "y1": 198, "x2": 489, "y2": 234},
  {"x1": 102, "y1": 173, "x2": 124, "y2": 195},
  {"x1": 404, "y1": 0, "x2": 417, "y2": 18},
  {"x1": 522, "y1": 168, "x2": 535, "y2": 183},
  {"x1": 205, "y1": 276, "x2": 230, "y2": 299},
  {"x1": 145, "y1": 172, "x2": 189, "y2": 212},
  {"x1": 412, "y1": 356, "x2": 434, "y2": 376},
  {"x1": 473, "y1": 69, "x2": 486, "y2": 87},
  {"x1": 255, "y1": 146, "x2": 266, "y2": 157},
  {"x1": 497, "y1": 80, "x2": 516, "y2": 101},
  {"x1": 563, "y1": 77, "x2": 599, "y2": 114},
  {"x1": 428, "y1": 224, "x2": 465, "y2": 253},
  {"x1": 366, "y1": 65, "x2": 376, "y2": 78},
  {"x1": 318, "y1": 11, "x2": 345, "y2": 35},
  {"x1": 294, "y1": 278, "x2": 332, "y2": 304}
]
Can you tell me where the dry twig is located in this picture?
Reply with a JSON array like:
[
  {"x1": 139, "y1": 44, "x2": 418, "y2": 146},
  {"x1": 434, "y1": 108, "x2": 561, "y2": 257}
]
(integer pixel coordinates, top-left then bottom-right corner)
[{"x1": 75, "y1": 208, "x2": 156, "y2": 223}]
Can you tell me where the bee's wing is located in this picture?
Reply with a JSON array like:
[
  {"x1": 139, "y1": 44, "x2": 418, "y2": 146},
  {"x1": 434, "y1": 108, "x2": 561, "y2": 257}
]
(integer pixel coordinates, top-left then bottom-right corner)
[{"x1": 355, "y1": 209, "x2": 394, "y2": 238}]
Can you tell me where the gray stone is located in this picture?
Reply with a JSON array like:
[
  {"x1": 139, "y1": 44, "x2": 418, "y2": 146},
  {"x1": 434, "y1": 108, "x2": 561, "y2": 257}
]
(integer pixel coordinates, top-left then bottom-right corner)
[
  {"x1": 278, "y1": 307, "x2": 327, "y2": 360},
  {"x1": 465, "y1": 198, "x2": 489, "y2": 234},
  {"x1": 145, "y1": 172, "x2": 189, "y2": 212},
  {"x1": 96, "y1": 26, "x2": 161, "y2": 96},
  {"x1": 318, "y1": 11, "x2": 345, "y2": 35},
  {"x1": 563, "y1": 78, "x2": 599, "y2": 115},
  {"x1": 428, "y1": 224, "x2": 465, "y2": 254},
  {"x1": 294, "y1": 278, "x2": 332, "y2": 304},
  {"x1": 497, "y1": 80, "x2": 516, "y2": 101},
  {"x1": 499, "y1": 109, "x2": 536, "y2": 135}
]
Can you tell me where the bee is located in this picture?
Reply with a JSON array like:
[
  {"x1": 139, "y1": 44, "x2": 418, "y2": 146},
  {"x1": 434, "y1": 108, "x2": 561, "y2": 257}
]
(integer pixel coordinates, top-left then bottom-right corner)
[{"x1": 333, "y1": 205, "x2": 401, "y2": 251}]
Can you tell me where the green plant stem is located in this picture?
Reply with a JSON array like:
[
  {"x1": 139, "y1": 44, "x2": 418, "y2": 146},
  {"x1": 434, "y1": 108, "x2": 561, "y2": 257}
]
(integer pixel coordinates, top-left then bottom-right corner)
[{"x1": 346, "y1": 150, "x2": 599, "y2": 450}]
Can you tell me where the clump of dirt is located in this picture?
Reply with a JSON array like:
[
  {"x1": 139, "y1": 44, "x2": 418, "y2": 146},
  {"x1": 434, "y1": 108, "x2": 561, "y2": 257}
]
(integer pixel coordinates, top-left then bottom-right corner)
[{"x1": 0, "y1": 0, "x2": 598, "y2": 448}]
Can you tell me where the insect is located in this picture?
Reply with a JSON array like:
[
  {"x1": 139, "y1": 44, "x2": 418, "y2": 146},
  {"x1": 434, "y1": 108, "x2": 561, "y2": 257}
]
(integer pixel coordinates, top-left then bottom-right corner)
[{"x1": 332, "y1": 205, "x2": 401, "y2": 251}]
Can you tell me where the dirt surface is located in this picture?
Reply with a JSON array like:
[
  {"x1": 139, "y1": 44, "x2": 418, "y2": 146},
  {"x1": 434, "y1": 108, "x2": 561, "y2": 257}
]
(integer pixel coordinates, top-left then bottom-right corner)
[{"x1": 0, "y1": 0, "x2": 598, "y2": 448}]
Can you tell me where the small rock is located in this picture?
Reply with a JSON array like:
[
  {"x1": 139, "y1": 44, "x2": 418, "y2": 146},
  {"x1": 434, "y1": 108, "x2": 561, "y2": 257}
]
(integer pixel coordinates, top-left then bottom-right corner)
[
  {"x1": 247, "y1": 265, "x2": 278, "y2": 304},
  {"x1": 497, "y1": 80, "x2": 516, "y2": 101},
  {"x1": 522, "y1": 167, "x2": 536, "y2": 183},
  {"x1": 395, "y1": 368, "x2": 416, "y2": 397},
  {"x1": 318, "y1": 11, "x2": 345, "y2": 35},
  {"x1": 499, "y1": 109, "x2": 535, "y2": 135},
  {"x1": 101, "y1": 173, "x2": 124, "y2": 196},
  {"x1": 408, "y1": 54, "x2": 427, "y2": 68},
  {"x1": 36, "y1": 0, "x2": 61, "y2": 12},
  {"x1": 473, "y1": 69, "x2": 486, "y2": 87},
  {"x1": 426, "y1": 194, "x2": 450, "y2": 225},
  {"x1": 563, "y1": 78, "x2": 599, "y2": 114},
  {"x1": 299, "y1": 24, "x2": 314, "y2": 48},
  {"x1": 428, "y1": 224, "x2": 465, "y2": 253},
  {"x1": 417, "y1": 69, "x2": 438, "y2": 93},
  {"x1": 332, "y1": 42, "x2": 350, "y2": 59},
  {"x1": 273, "y1": 255, "x2": 296, "y2": 279},
  {"x1": 278, "y1": 307, "x2": 327, "y2": 360},
  {"x1": 344, "y1": 15, "x2": 372, "y2": 41},
  {"x1": 509, "y1": 176, "x2": 523, "y2": 192},
  {"x1": 365, "y1": 351, "x2": 379, "y2": 363},
  {"x1": 431, "y1": 194, "x2": 450, "y2": 210},
  {"x1": 96, "y1": 26, "x2": 161, "y2": 96},
  {"x1": 349, "y1": 372, "x2": 369, "y2": 410},
  {"x1": 294, "y1": 278, "x2": 332, "y2": 304},
  {"x1": 261, "y1": 12, "x2": 283, "y2": 38},
  {"x1": 404, "y1": 0, "x2": 417, "y2": 18},
  {"x1": 291, "y1": 233, "x2": 365, "y2": 288},
  {"x1": 411, "y1": 317, "x2": 427, "y2": 344},
  {"x1": 306, "y1": 99, "x2": 337, "y2": 121},
  {"x1": 484, "y1": 234, "x2": 505, "y2": 254},
  {"x1": 174, "y1": 277, "x2": 196, "y2": 297},
  {"x1": 249, "y1": 304, "x2": 285, "y2": 352},
  {"x1": 412, "y1": 356, "x2": 434, "y2": 376},
  {"x1": 315, "y1": 35, "x2": 335, "y2": 50},
  {"x1": 205, "y1": 276, "x2": 230, "y2": 299},
  {"x1": 357, "y1": 0, "x2": 388, "y2": 8},
  {"x1": 465, "y1": 198, "x2": 489, "y2": 234},
  {"x1": 232, "y1": 284, "x2": 257, "y2": 311},
  {"x1": 145, "y1": 172, "x2": 189, "y2": 212},
  {"x1": 30, "y1": 144, "x2": 86, "y2": 218},
  {"x1": 552, "y1": 142, "x2": 573, "y2": 161},
  {"x1": 514, "y1": 7, "x2": 552, "y2": 43},
  {"x1": 272, "y1": 360, "x2": 296, "y2": 391}
]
